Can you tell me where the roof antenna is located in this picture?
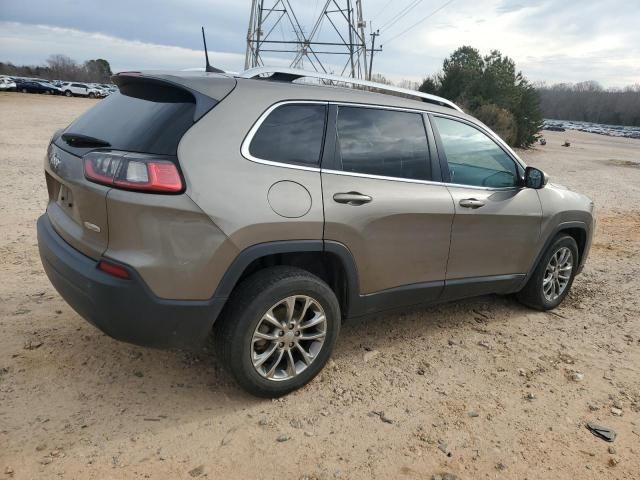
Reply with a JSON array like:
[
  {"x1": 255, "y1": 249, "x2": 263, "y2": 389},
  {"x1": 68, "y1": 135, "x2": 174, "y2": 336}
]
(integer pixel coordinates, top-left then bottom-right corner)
[{"x1": 201, "y1": 26, "x2": 224, "y2": 73}]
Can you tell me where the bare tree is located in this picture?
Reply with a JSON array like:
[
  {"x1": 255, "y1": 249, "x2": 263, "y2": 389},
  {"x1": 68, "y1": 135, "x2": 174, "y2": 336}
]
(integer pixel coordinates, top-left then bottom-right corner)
[
  {"x1": 46, "y1": 54, "x2": 82, "y2": 80},
  {"x1": 538, "y1": 82, "x2": 640, "y2": 126}
]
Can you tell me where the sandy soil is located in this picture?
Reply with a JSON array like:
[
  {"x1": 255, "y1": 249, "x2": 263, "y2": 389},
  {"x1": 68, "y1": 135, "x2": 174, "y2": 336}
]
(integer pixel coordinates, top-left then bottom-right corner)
[{"x1": 1, "y1": 92, "x2": 639, "y2": 480}]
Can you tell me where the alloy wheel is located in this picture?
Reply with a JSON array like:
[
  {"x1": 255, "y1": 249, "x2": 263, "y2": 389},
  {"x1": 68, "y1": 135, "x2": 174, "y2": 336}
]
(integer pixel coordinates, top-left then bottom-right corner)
[
  {"x1": 542, "y1": 246, "x2": 573, "y2": 302},
  {"x1": 251, "y1": 295, "x2": 327, "y2": 381}
]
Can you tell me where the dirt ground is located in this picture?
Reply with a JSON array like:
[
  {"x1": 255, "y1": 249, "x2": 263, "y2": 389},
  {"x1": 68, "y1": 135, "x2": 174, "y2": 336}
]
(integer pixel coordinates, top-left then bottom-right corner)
[{"x1": 1, "y1": 92, "x2": 639, "y2": 480}]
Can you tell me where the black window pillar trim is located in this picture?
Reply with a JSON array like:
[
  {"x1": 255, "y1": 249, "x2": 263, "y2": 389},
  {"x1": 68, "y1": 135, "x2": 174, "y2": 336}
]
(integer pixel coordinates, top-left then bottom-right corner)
[
  {"x1": 428, "y1": 113, "x2": 452, "y2": 183},
  {"x1": 422, "y1": 113, "x2": 443, "y2": 183},
  {"x1": 320, "y1": 104, "x2": 339, "y2": 171}
]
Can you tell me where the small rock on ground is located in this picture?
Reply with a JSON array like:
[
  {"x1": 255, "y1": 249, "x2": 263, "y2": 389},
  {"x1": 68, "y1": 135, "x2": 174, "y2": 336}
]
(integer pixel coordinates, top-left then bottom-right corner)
[
  {"x1": 432, "y1": 474, "x2": 458, "y2": 480},
  {"x1": 188, "y1": 465, "x2": 204, "y2": 477}
]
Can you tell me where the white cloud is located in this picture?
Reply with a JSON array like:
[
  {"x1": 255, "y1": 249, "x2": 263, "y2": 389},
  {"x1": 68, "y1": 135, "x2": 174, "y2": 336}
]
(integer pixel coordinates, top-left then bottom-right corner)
[
  {"x1": 1, "y1": 0, "x2": 639, "y2": 88},
  {"x1": 0, "y1": 21, "x2": 244, "y2": 72}
]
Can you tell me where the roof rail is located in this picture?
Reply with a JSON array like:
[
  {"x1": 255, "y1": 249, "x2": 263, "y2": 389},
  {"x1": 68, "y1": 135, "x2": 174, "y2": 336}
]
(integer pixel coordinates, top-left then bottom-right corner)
[{"x1": 238, "y1": 67, "x2": 463, "y2": 112}]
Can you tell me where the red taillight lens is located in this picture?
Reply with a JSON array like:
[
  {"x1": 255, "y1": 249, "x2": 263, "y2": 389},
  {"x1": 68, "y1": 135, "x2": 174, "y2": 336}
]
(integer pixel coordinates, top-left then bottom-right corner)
[
  {"x1": 97, "y1": 260, "x2": 130, "y2": 279},
  {"x1": 84, "y1": 152, "x2": 183, "y2": 193}
]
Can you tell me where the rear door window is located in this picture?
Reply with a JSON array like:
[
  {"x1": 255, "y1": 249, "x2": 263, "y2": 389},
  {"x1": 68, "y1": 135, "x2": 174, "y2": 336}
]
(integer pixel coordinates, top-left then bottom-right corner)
[
  {"x1": 335, "y1": 106, "x2": 431, "y2": 180},
  {"x1": 248, "y1": 103, "x2": 327, "y2": 167}
]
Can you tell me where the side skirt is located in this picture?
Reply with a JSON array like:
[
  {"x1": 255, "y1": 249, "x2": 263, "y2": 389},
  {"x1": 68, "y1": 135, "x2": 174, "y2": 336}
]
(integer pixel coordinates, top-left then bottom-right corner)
[{"x1": 347, "y1": 274, "x2": 525, "y2": 320}]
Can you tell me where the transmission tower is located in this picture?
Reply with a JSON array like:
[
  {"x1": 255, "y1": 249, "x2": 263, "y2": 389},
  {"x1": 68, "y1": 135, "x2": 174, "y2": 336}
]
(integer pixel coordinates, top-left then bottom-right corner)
[{"x1": 245, "y1": 0, "x2": 369, "y2": 79}]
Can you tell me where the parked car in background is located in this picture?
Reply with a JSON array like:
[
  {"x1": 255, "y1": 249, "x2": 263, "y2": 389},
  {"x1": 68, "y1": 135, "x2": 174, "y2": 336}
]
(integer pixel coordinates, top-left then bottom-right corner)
[
  {"x1": 60, "y1": 82, "x2": 100, "y2": 98},
  {"x1": 89, "y1": 84, "x2": 109, "y2": 97},
  {"x1": 36, "y1": 80, "x2": 63, "y2": 94},
  {"x1": 0, "y1": 77, "x2": 16, "y2": 91},
  {"x1": 87, "y1": 85, "x2": 103, "y2": 98},
  {"x1": 15, "y1": 79, "x2": 59, "y2": 94},
  {"x1": 60, "y1": 82, "x2": 88, "y2": 97}
]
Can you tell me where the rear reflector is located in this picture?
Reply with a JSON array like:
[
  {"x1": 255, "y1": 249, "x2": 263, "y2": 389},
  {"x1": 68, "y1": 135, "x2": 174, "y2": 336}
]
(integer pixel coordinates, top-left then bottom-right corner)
[
  {"x1": 84, "y1": 151, "x2": 183, "y2": 193},
  {"x1": 98, "y1": 260, "x2": 130, "y2": 279}
]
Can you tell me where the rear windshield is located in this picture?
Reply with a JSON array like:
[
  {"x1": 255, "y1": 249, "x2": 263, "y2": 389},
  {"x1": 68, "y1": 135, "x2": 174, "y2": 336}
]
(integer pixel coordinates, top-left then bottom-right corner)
[{"x1": 62, "y1": 83, "x2": 197, "y2": 155}]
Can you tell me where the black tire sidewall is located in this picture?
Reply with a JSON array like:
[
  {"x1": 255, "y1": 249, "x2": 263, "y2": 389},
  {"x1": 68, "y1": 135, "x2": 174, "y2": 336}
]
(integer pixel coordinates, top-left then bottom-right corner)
[{"x1": 222, "y1": 269, "x2": 340, "y2": 397}]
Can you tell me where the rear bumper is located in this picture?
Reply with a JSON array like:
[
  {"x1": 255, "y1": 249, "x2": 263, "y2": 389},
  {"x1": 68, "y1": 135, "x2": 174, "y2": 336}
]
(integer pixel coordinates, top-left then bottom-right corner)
[{"x1": 37, "y1": 214, "x2": 226, "y2": 349}]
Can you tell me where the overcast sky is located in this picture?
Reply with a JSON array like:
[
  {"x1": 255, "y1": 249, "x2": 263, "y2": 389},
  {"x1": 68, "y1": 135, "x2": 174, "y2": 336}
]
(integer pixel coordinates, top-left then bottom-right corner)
[{"x1": 1, "y1": 0, "x2": 638, "y2": 87}]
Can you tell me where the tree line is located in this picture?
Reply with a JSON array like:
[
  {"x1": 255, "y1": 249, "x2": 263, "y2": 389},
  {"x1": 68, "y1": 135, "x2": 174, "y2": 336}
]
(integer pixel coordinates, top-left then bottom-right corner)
[
  {"x1": 0, "y1": 54, "x2": 113, "y2": 84},
  {"x1": 417, "y1": 46, "x2": 542, "y2": 148},
  {"x1": 536, "y1": 82, "x2": 640, "y2": 127}
]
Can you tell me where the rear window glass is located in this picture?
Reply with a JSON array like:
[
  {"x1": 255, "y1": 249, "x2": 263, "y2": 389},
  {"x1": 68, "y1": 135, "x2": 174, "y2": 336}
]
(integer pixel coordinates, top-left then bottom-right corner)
[
  {"x1": 63, "y1": 86, "x2": 196, "y2": 155},
  {"x1": 248, "y1": 103, "x2": 327, "y2": 167}
]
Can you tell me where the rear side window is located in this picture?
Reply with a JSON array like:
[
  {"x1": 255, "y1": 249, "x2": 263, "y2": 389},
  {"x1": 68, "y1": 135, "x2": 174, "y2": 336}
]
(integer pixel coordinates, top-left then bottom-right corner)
[
  {"x1": 336, "y1": 106, "x2": 431, "y2": 180},
  {"x1": 249, "y1": 103, "x2": 327, "y2": 167},
  {"x1": 433, "y1": 116, "x2": 518, "y2": 188},
  {"x1": 62, "y1": 83, "x2": 197, "y2": 156}
]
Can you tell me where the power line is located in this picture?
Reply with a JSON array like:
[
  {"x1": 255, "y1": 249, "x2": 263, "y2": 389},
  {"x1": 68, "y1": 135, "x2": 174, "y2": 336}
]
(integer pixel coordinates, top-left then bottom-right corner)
[
  {"x1": 384, "y1": 0, "x2": 455, "y2": 45},
  {"x1": 371, "y1": 0, "x2": 395, "y2": 22},
  {"x1": 380, "y1": 0, "x2": 427, "y2": 33}
]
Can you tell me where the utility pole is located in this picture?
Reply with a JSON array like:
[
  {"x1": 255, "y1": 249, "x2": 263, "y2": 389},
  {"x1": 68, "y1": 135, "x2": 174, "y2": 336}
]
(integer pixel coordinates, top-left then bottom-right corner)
[
  {"x1": 244, "y1": 0, "x2": 370, "y2": 79},
  {"x1": 368, "y1": 29, "x2": 380, "y2": 81}
]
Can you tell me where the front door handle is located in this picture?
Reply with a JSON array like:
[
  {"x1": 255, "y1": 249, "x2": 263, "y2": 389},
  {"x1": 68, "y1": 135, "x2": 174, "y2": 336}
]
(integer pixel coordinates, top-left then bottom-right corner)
[
  {"x1": 333, "y1": 192, "x2": 372, "y2": 205},
  {"x1": 459, "y1": 198, "x2": 486, "y2": 209}
]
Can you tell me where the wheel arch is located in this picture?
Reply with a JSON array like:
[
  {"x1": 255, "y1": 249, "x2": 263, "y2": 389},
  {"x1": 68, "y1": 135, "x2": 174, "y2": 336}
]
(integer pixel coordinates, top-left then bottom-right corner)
[
  {"x1": 520, "y1": 220, "x2": 589, "y2": 290},
  {"x1": 560, "y1": 226, "x2": 587, "y2": 263},
  {"x1": 214, "y1": 240, "x2": 360, "y2": 320}
]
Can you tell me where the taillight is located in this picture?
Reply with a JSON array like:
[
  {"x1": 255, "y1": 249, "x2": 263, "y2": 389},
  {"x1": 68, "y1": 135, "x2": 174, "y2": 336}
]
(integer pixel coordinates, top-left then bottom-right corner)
[{"x1": 83, "y1": 151, "x2": 183, "y2": 193}]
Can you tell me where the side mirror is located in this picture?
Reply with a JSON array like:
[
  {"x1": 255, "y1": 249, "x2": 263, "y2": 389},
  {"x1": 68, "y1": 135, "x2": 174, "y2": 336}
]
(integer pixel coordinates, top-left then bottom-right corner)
[{"x1": 524, "y1": 166, "x2": 548, "y2": 189}]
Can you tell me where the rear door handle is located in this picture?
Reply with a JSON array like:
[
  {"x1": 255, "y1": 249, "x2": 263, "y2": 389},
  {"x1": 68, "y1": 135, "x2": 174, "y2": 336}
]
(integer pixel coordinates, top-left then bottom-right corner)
[
  {"x1": 459, "y1": 198, "x2": 486, "y2": 209},
  {"x1": 333, "y1": 192, "x2": 372, "y2": 205}
]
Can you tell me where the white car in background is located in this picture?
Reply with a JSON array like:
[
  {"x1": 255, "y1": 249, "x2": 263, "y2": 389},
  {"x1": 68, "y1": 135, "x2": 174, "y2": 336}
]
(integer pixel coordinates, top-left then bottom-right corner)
[
  {"x1": 0, "y1": 77, "x2": 17, "y2": 91},
  {"x1": 60, "y1": 82, "x2": 101, "y2": 98}
]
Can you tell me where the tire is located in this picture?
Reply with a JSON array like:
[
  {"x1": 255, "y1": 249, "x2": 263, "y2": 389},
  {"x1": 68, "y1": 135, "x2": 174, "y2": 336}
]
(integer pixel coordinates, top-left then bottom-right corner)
[
  {"x1": 21, "y1": 88, "x2": 27, "y2": 93},
  {"x1": 65, "y1": 90, "x2": 72, "y2": 97},
  {"x1": 214, "y1": 266, "x2": 341, "y2": 397},
  {"x1": 88, "y1": 92, "x2": 95, "y2": 98},
  {"x1": 516, "y1": 234, "x2": 578, "y2": 310}
]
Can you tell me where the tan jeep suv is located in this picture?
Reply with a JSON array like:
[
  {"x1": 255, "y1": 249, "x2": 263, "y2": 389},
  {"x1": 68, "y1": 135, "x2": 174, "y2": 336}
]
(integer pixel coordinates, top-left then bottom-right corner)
[{"x1": 37, "y1": 68, "x2": 595, "y2": 396}]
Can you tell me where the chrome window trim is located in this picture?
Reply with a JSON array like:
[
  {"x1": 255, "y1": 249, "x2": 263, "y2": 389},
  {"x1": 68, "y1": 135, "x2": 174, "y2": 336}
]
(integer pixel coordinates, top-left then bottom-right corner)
[
  {"x1": 240, "y1": 100, "x2": 327, "y2": 173},
  {"x1": 240, "y1": 100, "x2": 523, "y2": 192},
  {"x1": 322, "y1": 168, "x2": 518, "y2": 191}
]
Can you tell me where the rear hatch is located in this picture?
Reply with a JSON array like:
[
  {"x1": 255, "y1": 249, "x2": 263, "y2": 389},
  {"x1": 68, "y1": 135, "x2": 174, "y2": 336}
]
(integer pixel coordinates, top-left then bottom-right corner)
[{"x1": 45, "y1": 72, "x2": 235, "y2": 259}]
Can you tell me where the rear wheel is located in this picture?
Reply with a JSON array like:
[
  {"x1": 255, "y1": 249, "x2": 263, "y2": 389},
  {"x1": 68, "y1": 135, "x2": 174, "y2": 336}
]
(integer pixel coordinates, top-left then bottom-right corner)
[
  {"x1": 214, "y1": 266, "x2": 340, "y2": 397},
  {"x1": 517, "y1": 234, "x2": 578, "y2": 310},
  {"x1": 21, "y1": 88, "x2": 27, "y2": 93}
]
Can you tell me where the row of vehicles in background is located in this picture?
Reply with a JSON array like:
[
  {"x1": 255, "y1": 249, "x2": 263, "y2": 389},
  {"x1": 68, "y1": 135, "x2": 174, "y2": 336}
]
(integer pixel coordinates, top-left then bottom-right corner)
[{"x1": 0, "y1": 75, "x2": 117, "y2": 98}]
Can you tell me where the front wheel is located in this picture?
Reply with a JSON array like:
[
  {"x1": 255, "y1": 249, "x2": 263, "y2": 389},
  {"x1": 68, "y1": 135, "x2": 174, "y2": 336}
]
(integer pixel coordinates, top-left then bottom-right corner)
[
  {"x1": 214, "y1": 266, "x2": 341, "y2": 397},
  {"x1": 88, "y1": 92, "x2": 95, "y2": 98},
  {"x1": 517, "y1": 234, "x2": 578, "y2": 310},
  {"x1": 64, "y1": 90, "x2": 72, "y2": 97}
]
